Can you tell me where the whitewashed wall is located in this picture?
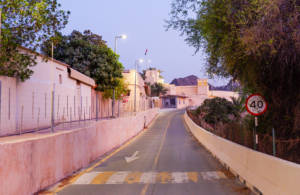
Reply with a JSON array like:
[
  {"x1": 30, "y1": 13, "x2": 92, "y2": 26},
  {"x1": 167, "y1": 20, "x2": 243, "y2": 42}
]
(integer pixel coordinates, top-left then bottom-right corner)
[
  {"x1": 0, "y1": 56, "x2": 93, "y2": 136},
  {"x1": 0, "y1": 76, "x2": 17, "y2": 135}
]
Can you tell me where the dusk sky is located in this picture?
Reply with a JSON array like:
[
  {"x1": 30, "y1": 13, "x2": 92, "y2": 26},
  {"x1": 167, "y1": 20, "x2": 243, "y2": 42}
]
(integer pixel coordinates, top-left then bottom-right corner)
[{"x1": 58, "y1": 0, "x2": 229, "y2": 86}]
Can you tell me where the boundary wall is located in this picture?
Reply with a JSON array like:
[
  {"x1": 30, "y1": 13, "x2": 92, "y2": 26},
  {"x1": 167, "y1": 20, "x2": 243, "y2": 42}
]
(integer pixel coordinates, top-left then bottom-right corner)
[
  {"x1": 0, "y1": 108, "x2": 158, "y2": 195},
  {"x1": 184, "y1": 112, "x2": 300, "y2": 195}
]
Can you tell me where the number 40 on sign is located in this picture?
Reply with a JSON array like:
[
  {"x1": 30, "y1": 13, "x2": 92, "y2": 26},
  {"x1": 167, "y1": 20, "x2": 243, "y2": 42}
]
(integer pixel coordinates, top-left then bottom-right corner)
[{"x1": 245, "y1": 94, "x2": 267, "y2": 116}]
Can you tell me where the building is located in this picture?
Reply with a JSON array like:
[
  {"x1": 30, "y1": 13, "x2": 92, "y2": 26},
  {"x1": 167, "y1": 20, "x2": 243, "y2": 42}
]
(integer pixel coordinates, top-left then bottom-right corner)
[
  {"x1": 144, "y1": 69, "x2": 239, "y2": 109},
  {"x1": 122, "y1": 69, "x2": 150, "y2": 112},
  {"x1": 144, "y1": 68, "x2": 164, "y2": 85},
  {"x1": 0, "y1": 48, "x2": 95, "y2": 136},
  {"x1": 160, "y1": 95, "x2": 189, "y2": 109}
]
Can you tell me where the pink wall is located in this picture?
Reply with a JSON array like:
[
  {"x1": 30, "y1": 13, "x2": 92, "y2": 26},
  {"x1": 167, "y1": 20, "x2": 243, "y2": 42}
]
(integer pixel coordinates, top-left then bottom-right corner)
[
  {"x1": 0, "y1": 54, "x2": 94, "y2": 136},
  {"x1": 0, "y1": 108, "x2": 158, "y2": 195},
  {"x1": 175, "y1": 86, "x2": 198, "y2": 96},
  {"x1": 176, "y1": 97, "x2": 189, "y2": 109},
  {"x1": 91, "y1": 90, "x2": 113, "y2": 119},
  {"x1": 0, "y1": 76, "x2": 17, "y2": 135}
]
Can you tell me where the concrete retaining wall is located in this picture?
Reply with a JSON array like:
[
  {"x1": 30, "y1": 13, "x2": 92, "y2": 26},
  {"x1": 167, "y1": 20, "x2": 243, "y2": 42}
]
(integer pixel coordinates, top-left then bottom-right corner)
[
  {"x1": 208, "y1": 90, "x2": 239, "y2": 100},
  {"x1": 0, "y1": 108, "x2": 158, "y2": 195},
  {"x1": 184, "y1": 112, "x2": 300, "y2": 195}
]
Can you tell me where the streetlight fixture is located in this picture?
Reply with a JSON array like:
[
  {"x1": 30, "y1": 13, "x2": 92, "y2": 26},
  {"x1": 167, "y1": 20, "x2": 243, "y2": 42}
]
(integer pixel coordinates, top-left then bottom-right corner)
[
  {"x1": 113, "y1": 34, "x2": 127, "y2": 117},
  {"x1": 114, "y1": 34, "x2": 127, "y2": 53},
  {"x1": 134, "y1": 59, "x2": 144, "y2": 112}
]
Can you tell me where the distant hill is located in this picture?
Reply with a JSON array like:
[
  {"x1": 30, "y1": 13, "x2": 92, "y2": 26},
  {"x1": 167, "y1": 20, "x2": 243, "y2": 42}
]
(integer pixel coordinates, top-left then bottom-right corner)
[
  {"x1": 170, "y1": 75, "x2": 198, "y2": 86},
  {"x1": 208, "y1": 80, "x2": 240, "y2": 91},
  {"x1": 170, "y1": 75, "x2": 239, "y2": 91}
]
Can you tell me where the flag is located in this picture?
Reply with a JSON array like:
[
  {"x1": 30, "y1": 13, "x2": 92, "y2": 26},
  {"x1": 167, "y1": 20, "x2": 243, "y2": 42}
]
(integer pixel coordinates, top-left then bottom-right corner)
[{"x1": 145, "y1": 49, "x2": 148, "y2": 55}]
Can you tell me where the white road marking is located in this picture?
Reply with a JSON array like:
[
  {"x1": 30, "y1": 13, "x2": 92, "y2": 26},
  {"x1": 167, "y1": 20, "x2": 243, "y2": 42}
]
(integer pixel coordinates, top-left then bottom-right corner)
[
  {"x1": 206, "y1": 171, "x2": 221, "y2": 179},
  {"x1": 106, "y1": 171, "x2": 130, "y2": 184},
  {"x1": 140, "y1": 172, "x2": 157, "y2": 184},
  {"x1": 125, "y1": 151, "x2": 140, "y2": 163},
  {"x1": 200, "y1": 171, "x2": 222, "y2": 181},
  {"x1": 72, "y1": 171, "x2": 227, "y2": 185},
  {"x1": 74, "y1": 172, "x2": 101, "y2": 184},
  {"x1": 171, "y1": 172, "x2": 189, "y2": 183}
]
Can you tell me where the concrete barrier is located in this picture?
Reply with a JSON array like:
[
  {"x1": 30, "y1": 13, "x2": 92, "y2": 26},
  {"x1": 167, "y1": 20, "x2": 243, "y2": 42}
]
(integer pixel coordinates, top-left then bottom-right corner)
[
  {"x1": 184, "y1": 112, "x2": 300, "y2": 195},
  {"x1": 0, "y1": 108, "x2": 158, "y2": 195}
]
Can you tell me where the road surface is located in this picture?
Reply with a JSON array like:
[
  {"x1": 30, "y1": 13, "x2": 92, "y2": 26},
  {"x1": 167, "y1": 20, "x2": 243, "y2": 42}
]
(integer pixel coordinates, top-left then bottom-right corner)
[{"x1": 56, "y1": 109, "x2": 251, "y2": 195}]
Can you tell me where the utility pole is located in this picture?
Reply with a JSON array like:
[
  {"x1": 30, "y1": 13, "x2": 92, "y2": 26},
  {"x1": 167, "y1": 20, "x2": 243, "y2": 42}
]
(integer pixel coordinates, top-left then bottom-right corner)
[
  {"x1": 113, "y1": 34, "x2": 126, "y2": 117},
  {"x1": 0, "y1": 8, "x2": 2, "y2": 46},
  {"x1": 112, "y1": 37, "x2": 117, "y2": 117},
  {"x1": 0, "y1": 8, "x2": 2, "y2": 41},
  {"x1": 50, "y1": 41, "x2": 55, "y2": 132},
  {"x1": 134, "y1": 62, "x2": 137, "y2": 112},
  {"x1": 51, "y1": 42, "x2": 54, "y2": 60}
]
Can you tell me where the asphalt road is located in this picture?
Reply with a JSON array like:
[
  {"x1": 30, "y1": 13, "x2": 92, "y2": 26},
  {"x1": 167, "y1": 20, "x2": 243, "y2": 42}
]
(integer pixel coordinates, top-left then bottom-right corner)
[{"x1": 57, "y1": 109, "x2": 251, "y2": 195}]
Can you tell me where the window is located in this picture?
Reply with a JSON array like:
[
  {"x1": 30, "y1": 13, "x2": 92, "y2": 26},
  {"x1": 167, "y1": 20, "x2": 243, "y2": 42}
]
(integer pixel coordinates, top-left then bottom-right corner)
[{"x1": 59, "y1": 74, "x2": 62, "y2": 84}]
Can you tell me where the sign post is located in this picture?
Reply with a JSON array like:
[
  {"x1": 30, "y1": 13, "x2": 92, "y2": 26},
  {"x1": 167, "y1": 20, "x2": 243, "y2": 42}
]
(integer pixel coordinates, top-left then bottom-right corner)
[{"x1": 245, "y1": 94, "x2": 267, "y2": 150}]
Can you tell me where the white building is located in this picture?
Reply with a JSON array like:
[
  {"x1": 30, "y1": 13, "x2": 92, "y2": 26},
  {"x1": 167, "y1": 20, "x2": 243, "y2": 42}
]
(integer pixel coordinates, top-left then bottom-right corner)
[{"x1": 0, "y1": 48, "x2": 95, "y2": 136}]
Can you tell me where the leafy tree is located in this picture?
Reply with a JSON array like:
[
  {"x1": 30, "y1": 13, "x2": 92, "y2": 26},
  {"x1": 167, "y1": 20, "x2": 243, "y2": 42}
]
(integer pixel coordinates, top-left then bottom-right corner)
[
  {"x1": 41, "y1": 30, "x2": 124, "y2": 91},
  {"x1": 230, "y1": 96, "x2": 245, "y2": 119},
  {"x1": 150, "y1": 82, "x2": 168, "y2": 97},
  {"x1": 0, "y1": 0, "x2": 69, "y2": 81},
  {"x1": 102, "y1": 78, "x2": 128, "y2": 100},
  {"x1": 167, "y1": 0, "x2": 300, "y2": 138},
  {"x1": 197, "y1": 97, "x2": 238, "y2": 125}
]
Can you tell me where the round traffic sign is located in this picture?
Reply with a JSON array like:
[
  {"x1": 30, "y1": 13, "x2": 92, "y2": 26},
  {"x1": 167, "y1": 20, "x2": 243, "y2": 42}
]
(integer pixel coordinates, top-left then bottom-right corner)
[{"x1": 245, "y1": 94, "x2": 267, "y2": 116}]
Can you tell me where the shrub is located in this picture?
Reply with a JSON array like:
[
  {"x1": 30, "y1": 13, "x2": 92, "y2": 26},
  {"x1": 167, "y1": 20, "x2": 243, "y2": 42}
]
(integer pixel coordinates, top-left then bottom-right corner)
[{"x1": 198, "y1": 97, "x2": 238, "y2": 125}]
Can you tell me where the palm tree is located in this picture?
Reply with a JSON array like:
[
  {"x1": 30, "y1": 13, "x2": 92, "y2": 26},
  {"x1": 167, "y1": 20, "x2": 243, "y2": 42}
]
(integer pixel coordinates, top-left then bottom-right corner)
[
  {"x1": 151, "y1": 83, "x2": 168, "y2": 97},
  {"x1": 230, "y1": 94, "x2": 247, "y2": 120}
]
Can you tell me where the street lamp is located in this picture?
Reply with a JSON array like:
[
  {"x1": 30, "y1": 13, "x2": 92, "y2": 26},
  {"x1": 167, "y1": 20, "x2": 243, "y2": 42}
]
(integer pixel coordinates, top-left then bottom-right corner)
[
  {"x1": 112, "y1": 34, "x2": 127, "y2": 117},
  {"x1": 134, "y1": 59, "x2": 144, "y2": 112},
  {"x1": 114, "y1": 34, "x2": 127, "y2": 53}
]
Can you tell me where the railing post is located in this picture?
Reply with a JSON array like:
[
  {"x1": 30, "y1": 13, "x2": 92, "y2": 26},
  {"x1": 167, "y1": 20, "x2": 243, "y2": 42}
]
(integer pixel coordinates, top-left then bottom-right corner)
[
  {"x1": 20, "y1": 105, "x2": 24, "y2": 135},
  {"x1": 272, "y1": 128, "x2": 276, "y2": 156},
  {"x1": 37, "y1": 107, "x2": 40, "y2": 131},
  {"x1": 70, "y1": 107, "x2": 72, "y2": 128},
  {"x1": 96, "y1": 93, "x2": 99, "y2": 121},
  {"x1": 51, "y1": 90, "x2": 55, "y2": 133}
]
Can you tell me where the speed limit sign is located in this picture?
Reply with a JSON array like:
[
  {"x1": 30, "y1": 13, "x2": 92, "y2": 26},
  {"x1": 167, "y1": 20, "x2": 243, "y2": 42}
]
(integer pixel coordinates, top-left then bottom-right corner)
[{"x1": 245, "y1": 94, "x2": 267, "y2": 116}]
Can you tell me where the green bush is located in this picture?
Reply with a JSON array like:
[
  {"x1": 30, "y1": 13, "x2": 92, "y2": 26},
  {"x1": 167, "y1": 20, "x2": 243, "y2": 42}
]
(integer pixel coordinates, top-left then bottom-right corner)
[{"x1": 197, "y1": 97, "x2": 238, "y2": 125}]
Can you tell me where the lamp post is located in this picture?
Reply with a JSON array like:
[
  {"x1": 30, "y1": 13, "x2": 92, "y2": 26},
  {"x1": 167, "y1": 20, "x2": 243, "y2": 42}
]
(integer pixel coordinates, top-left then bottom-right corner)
[
  {"x1": 113, "y1": 34, "x2": 127, "y2": 117},
  {"x1": 134, "y1": 59, "x2": 144, "y2": 112},
  {"x1": 0, "y1": 8, "x2": 2, "y2": 44}
]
